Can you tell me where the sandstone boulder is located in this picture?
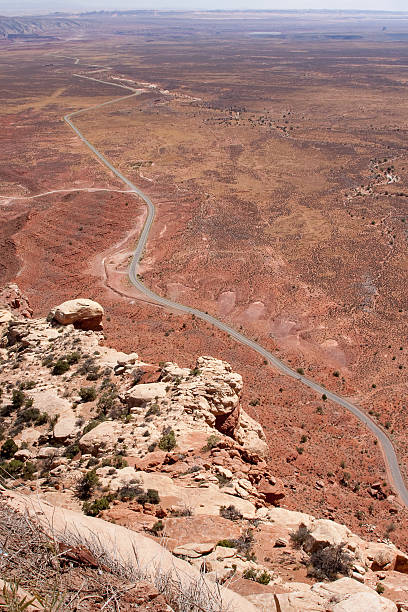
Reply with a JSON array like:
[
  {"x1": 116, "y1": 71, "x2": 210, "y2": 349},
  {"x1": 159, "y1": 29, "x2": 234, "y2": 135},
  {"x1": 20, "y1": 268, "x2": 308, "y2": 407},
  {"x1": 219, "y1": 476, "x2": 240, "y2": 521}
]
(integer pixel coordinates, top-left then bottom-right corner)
[
  {"x1": 304, "y1": 519, "x2": 352, "y2": 553},
  {"x1": 394, "y1": 551, "x2": 408, "y2": 574},
  {"x1": 14, "y1": 449, "x2": 33, "y2": 461},
  {"x1": 256, "y1": 506, "x2": 313, "y2": 528},
  {"x1": 257, "y1": 476, "x2": 285, "y2": 506},
  {"x1": 49, "y1": 299, "x2": 104, "y2": 330},
  {"x1": 0, "y1": 283, "x2": 32, "y2": 318},
  {"x1": 132, "y1": 451, "x2": 167, "y2": 471},
  {"x1": 368, "y1": 545, "x2": 396, "y2": 571},
  {"x1": 79, "y1": 421, "x2": 120, "y2": 454},
  {"x1": 331, "y1": 592, "x2": 396, "y2": 612},
  {"x1": 32, "y1": 389, "x2": 72, "y2": 419},
  {"x1": 53, "y1": 416, "x2": 77, "y2": 441},
  {"x1": 273, "y1": 590, "x2": 323, "y2": 611},
  {"x1": 173, "y1": 542, "x2": 215, "y2": 558},
  {"x1": 0, "y1": 309, "x2": 12, "y2": 324},
  {"x1": 234, "y1": 409, "x2": 268, "y2": 457},
  {"x1": 124, "y1": 382, "x2": 167, "y2": 408},
  {"x1": 313, "y1": 578, "x2": 397, "y2": 611}
]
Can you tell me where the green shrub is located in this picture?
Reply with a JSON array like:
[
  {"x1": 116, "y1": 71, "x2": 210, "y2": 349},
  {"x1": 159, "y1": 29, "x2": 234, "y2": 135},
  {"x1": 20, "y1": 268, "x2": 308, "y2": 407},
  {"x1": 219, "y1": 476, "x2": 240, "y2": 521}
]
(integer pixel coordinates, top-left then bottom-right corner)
[
  {"x1": 376, "y1": 582, "x2": 385, "y2": 594},
  {"x1": 19, "y1": 380, "x2": 37, "y2": 390},
  {"x1": 36, "y1": 412, "x2": 48, "y2": 426},
  {"x1": 0, "y1": 438, "x2": 18, "y2": 459},
  {"x1": 11, "y1": 390, "x2": 25, "y2": 409},
  {"x1": 22, "y1": 461, "x2": 36, "y2": 480},
  {"x1": 146, "y1": 488, "x2": 160, "y2": 504},
  {"x1": 146, "y1": 403, "x2": 161, "y2": 417},
  {"x1": 217, "y1": 540, "x2": 236, "y2": 548},
  {"x1": 76, "y1": 469, "x2": 99, "y2": 500},
  {"x1": 256, "y1": 571, "x2": 272, "y2": 585},
  {"x1": 19, "y1": 408, "x2": 41, "y2": 424},
  {"x1": 242, "y1": 568, "x2": 257, "y2": 581},
  {"x1": 158, "y1": 429, "x2": 176, "y2": 452},
  {"x1": 52, "y1": 359, "x2": 70, "y2": 376},
  {"x1": 1, "y1": 458, "x2": 24, "y2": 477},
  {"x1": 82, "y1": 418, "x2": 103, "y2": 435},
  {"x1": 64, "y1": 443, "x2": 80, "y2": 459},
  {"x1": 151, "y1": 520, "x2": 164, "y2": 534},
  {"x1": 113, "y1": 454, "x2": 128, "y2": 469},
  {"x1": 66, "y1": 351, "x2": 81, "y2": 365},
  {"x1": 97, "y1": 389, "x2": 118, "y2": 414},
  {"x1": 83, "y1": 496, "x2": 111, "y2": 516},
  {"x1": 117, "y1": 485, "x2": 143, "y2": 501},
  {"x1": 79, "y1": 387, "x2": 97, "y2": 403},
  {"x1": 42, "y1": 354, "x2": 54, "y2": 367},
  {"x1": 202, "y1": 434, "x2": 220, "y2": 452}
]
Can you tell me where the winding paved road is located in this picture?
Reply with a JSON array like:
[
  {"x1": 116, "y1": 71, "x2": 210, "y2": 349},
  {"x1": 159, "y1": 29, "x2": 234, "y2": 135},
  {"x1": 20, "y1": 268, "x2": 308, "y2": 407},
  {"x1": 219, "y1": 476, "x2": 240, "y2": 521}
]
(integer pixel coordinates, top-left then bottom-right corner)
[{"x1": 64, "y1": 73, "x2": 408, "y2": 507}]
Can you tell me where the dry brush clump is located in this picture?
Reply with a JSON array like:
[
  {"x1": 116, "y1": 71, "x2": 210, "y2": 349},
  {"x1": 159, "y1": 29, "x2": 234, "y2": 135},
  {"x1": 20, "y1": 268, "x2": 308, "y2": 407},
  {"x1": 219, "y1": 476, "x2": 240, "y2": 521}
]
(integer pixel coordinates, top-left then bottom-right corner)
[{"x1": 0, "y1": 498, "x2": 233, "y2": 611}]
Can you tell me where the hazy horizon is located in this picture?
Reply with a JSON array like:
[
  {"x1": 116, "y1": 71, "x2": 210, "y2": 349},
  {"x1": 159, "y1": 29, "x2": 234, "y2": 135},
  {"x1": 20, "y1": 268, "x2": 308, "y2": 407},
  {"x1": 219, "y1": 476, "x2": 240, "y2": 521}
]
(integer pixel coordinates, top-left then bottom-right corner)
[{"x1": 1, "y1": 0, "x2": 407, "y2": 16}]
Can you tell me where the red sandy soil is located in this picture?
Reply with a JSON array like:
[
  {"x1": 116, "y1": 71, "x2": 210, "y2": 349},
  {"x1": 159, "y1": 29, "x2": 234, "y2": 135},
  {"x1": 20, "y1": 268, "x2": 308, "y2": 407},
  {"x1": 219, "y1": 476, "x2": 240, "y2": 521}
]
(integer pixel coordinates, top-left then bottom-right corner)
[{"x1": 1, "y1": 12, "x2": 408, "y2": 549}]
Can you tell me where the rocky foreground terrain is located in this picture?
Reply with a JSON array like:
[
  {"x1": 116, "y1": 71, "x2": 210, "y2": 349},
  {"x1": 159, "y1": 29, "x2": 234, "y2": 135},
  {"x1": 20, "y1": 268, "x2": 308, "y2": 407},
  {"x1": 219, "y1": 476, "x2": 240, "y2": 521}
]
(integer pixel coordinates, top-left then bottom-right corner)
[{"x1": 0, "y1": 285, "x2": 408, "y2": 610}]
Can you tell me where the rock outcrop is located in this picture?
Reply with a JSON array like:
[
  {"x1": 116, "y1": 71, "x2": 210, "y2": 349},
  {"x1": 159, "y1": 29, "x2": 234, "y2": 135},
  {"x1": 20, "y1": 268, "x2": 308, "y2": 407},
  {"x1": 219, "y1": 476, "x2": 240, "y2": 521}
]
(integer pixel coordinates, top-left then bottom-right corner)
[
  {"x1": 49, "y1": 298, "x2": 104, "y2": 329},
  {"x1": 0, "y1": 291, "x2": 406, "y2": 611}
]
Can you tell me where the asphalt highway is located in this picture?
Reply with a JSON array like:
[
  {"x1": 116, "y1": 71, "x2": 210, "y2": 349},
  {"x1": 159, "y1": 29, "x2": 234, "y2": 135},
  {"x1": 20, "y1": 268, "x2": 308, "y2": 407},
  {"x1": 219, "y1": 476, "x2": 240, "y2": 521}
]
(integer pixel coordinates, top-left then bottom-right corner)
[{"x1": 64, "y1": 74, "x2": 408, "y2": 508}]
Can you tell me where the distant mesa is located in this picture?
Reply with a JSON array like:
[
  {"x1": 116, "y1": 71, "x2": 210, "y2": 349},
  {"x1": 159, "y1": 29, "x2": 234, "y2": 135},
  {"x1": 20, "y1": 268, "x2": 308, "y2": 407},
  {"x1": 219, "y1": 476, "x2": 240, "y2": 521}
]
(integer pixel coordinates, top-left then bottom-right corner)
[{"x1": 248, "y1": 31, "x2": 285, "y2": 37}]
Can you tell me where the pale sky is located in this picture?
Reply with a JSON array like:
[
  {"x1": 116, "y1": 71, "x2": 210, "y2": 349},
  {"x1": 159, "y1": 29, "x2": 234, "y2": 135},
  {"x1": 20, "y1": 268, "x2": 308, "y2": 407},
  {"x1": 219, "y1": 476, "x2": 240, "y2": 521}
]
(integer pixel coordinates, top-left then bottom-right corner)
[{"x1": 0, "y1": 0, "x2": 407, "y2": 14}]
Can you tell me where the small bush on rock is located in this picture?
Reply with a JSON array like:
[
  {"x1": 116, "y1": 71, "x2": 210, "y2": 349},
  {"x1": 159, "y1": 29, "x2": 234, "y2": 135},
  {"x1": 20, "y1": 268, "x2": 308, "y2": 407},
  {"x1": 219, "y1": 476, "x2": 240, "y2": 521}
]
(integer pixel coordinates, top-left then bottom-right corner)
[
  {"x1": 76, "y1": 469, "x2": 99, "y2": 500},
  {"x1": 243, "y1": 568, "x2": 271, "y2": 584},
  {"x1": 117, "y1": 485, "x2": 144, "y2": 501},
  {"x1": 83, "y1": 496, "x2": 111, "y2": 517},
  {"x1": 151, "y1": 520, "x2": 164, "y2": 534},
  {"x1": 308, "y1": 543, "x2": 353, "y2": 581},
  {"x1": 0, "y1": 458, "x2": 24, "y2": 477},
  {"x1": 242, "y1": 568, "x2": 257, "y2": 581},
  {"x1": 146, "y1": 488, "x2": 160, "y2": 504},
  {"x1": 217, "y1": 540, "x2": 236, "y2": 548},
  {"x1": 219, "y1": 505, "x2": 243, "y2": 522},
  {"x1": 257, "y1": 570, "x2": 272, "y2": 585},
  {"x1": 290, "y1": 525, "x2": 311, "y2": 549},
  {"x1": 0, "y1": 439, "x2": 18, "y2": 459},
  {"x1": 97, "y1": 389, "x2": 119, "y2": 415},
  {"x1": 202, "y1": 434, "x2": 220, "y2": 452},
  {"x1": 79, "y1": 387, "x2": 97, "y2": 403},
  {"x1": 146, "y1": 403, "x2": 161, "y2": 417},
  {"x1": 52, "y1": 359, "x2": 70, "y2": 376},
  {"x1": 158, "y1": 429, "x2": 176, "y2": 452},
  {"x1": 66, "y1": 351, "x2": 81, "y2": 365},
  {"x1": 11, "y1": 390, "x2": 25, "y2": 410},
  {"x1": 64, "y1": 444, "x2": 80, "y2": 460}
]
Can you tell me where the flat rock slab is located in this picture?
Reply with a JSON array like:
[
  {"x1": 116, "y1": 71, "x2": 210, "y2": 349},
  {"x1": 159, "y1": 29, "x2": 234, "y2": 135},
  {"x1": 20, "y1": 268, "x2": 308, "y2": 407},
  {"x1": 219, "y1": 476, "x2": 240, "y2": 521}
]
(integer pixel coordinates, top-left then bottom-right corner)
[
  {"x1": 53, "y1": 416, "x2": 77, "y2": 440},
  {"x1": 163, "y1": 515, "x2": 241, "y2": 548},
  {"x1": 173, "y1": 542, "x2": 216, "y2": 558},
  {"x1": 125, "y1": 382, "x2": 167, "y2": 407},
  {"x1": 32, "y1": 389, "x2": 73, "y2": 419}
]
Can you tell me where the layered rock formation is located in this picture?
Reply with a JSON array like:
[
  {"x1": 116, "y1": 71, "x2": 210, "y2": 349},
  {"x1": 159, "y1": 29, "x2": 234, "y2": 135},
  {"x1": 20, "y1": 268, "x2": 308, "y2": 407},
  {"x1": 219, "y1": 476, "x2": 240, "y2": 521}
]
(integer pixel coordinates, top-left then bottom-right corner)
[{"x1": 0, "y1": 291, "x2": 407, "y2": 610}]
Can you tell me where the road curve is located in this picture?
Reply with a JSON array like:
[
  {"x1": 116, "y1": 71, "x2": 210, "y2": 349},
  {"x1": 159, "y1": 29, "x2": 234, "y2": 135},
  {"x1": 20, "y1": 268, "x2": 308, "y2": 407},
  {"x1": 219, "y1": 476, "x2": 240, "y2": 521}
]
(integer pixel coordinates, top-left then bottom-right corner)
[{"x1": 64, "y1": 75, "x2": 408, "y2": 508}]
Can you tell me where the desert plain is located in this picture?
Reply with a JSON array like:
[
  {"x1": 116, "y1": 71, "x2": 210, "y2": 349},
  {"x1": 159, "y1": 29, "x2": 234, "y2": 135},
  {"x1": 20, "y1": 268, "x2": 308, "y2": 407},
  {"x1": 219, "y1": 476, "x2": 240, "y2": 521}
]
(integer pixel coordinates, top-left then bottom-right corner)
[{"x1": 1, "y1": 9, "x2": 408, "y2": 550}]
